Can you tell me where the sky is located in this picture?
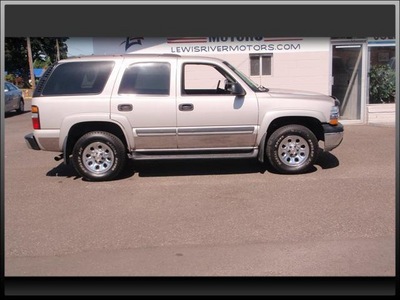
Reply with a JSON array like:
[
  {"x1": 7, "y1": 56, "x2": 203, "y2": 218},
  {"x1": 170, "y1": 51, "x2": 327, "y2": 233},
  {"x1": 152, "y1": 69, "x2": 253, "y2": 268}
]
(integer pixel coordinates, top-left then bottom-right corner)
[{"x1": 66, "y1": 37, "x2": 94, "y2": 57}]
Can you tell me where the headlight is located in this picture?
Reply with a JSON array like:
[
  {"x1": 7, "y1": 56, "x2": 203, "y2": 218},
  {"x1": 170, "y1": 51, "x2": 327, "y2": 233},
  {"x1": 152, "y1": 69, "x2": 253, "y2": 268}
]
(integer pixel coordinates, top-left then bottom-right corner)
[{"x1": 329, "y1": 96, "x2": 340, "y2": 125}]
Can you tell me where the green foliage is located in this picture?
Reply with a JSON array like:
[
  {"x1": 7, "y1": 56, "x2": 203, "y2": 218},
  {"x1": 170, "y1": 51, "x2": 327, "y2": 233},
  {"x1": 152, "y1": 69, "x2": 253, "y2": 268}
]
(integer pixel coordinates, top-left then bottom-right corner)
[
  {"x1": 5, "y1": 38, "x2": 28, "y2": 77},
  {"x1": 33, "y1": 56, "x2": 52, "y2": 68},
  {"x1": 368, "y1": 64, "x2": 396, "y2": 104},
  {"x1": 30, "y1": 37, "x2": 69, "y2": 62},
  {"x1": 5, "y1": 73, "x2": 16, "y2": 83},
  {"x1": 5, "y1": 37, "x2": 69, "y2": 86}
]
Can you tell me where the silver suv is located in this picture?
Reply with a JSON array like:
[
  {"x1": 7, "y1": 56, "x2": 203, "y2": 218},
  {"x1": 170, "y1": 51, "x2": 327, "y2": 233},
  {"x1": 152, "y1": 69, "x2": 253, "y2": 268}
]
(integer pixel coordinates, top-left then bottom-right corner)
[{"x1": 25, "y1": 54, "x2": 343, "y2": 181}]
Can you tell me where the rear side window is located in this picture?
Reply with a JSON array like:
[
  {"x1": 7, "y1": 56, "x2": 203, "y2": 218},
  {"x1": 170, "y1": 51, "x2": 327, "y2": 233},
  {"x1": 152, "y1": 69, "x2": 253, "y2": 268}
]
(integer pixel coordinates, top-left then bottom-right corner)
[
  {"x1": 118, "y1": 62, "x2": 170, "y2": 95},
  {"x1": 5, "y1": 83, "x2": 17, "y2": 91},
  {"x1": 41, "y1": 61, "x2": 114, "y2": 96}
]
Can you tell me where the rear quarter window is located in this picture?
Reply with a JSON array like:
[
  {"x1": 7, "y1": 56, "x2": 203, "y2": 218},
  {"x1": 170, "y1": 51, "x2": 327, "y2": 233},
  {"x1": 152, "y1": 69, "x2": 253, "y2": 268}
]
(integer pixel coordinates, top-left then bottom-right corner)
[
  {"x1": 118, "y1": 62, "x2": 170, "y2": 95},
  {"x1": 41, "y1": 61, "x2": 115, "y2": 96}
]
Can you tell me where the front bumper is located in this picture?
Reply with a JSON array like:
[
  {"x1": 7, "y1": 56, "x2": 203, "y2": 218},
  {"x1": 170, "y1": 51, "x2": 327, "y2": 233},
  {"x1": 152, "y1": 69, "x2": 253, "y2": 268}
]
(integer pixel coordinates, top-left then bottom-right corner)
[
  {"x1": 322, "y1": 123, "x2": 344, "y2": 152},
  {"x1": 24, "y1": 133, "x2": 41, "y2": 150}
]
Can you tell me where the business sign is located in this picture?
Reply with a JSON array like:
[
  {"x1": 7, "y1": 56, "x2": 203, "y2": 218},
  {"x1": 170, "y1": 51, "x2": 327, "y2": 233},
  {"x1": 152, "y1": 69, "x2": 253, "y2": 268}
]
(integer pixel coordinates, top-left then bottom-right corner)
[
  {"x1": 92, "y1": 37, "x2": 330, "y2": 55},
  {"x1": 169, "y1": 37, "x2": 308, "y2": 54},
  {"x1": 367, "y1": 37, "x2": 395, "y2": 47}
]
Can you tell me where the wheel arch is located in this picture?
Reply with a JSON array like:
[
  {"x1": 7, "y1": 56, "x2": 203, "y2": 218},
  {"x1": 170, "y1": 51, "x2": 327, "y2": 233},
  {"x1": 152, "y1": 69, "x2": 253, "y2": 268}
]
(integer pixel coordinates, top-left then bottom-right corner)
[
  {"x1": 64, "y1": 121, "x2": 128, "y2": 164},
  {"x1": 258, "y1": 116, "x2": 324, "y2": 162}
]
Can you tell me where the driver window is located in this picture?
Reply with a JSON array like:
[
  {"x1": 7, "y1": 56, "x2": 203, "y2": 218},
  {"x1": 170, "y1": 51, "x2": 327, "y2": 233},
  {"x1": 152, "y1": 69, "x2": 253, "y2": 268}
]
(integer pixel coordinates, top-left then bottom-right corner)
[{"x1": 182, "y1": 63, "x2": 234, "y2": 95}]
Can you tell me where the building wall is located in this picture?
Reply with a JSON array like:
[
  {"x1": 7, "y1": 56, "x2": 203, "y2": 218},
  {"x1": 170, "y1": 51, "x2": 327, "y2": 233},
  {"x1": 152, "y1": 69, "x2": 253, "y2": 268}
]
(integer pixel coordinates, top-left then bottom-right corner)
[
  {"x1": 88, "y1": 37, "x2": 332, "y2": 95},
  {"x1": 257, "y1": 51, "x2": 330, "y2": 95}
]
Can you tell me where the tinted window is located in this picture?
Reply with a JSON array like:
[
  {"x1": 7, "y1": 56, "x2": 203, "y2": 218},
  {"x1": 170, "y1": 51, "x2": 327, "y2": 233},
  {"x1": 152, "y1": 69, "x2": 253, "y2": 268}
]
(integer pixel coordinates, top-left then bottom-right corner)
[
  {"x1": 118, "y1": 63, "x2": 170, "y2": 95},
  {"x1": 42, "y1": 61, "x2": 114, "y2": 96}
]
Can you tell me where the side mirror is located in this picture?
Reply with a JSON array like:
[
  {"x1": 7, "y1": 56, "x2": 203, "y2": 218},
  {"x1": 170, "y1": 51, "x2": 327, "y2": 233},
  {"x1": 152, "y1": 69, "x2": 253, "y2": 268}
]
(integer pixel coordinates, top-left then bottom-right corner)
[{"x1": 226, "y1": 82, "x2": 246, "y2": 96}]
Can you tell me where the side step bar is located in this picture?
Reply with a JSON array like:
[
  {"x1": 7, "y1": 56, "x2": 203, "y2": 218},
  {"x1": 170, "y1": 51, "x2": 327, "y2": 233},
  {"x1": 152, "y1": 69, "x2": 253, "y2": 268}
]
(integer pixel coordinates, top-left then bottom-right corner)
[{"x1": 129, "y1": 149, "x2": 259, "y2": 161}]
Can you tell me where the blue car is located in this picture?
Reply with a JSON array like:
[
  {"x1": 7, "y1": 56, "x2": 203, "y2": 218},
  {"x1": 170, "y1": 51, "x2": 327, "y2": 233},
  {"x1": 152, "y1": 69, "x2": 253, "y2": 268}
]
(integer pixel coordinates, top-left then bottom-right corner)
[{"x1": 4, "y1": 82, "x2": 24, "y2": 114}]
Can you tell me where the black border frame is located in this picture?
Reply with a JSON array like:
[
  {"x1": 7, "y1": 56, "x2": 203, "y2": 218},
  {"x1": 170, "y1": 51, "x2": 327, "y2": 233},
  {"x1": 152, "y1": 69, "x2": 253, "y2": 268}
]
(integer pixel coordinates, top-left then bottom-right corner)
[
  {"x1": 4, "y1": 277, "x2": 397, "y2": 296},
  {"x1": 1, "y1": 0, "x2": 398, "y2": 296},
  {"x1": 3, "y1": 3, "x2": 396, "y2": 37}
]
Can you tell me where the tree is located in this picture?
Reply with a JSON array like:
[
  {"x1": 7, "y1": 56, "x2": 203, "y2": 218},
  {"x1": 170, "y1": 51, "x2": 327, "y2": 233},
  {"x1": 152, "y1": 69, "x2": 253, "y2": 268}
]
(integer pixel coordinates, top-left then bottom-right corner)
[
  {"x1": 5, "y1": 37, "x2": 69, "y2": 87},
  {"x1": 33, "y1": 56, "x2": 52, "y2": 68},
  {"x1": 27, "y1": 37, "x2": 35, "y2": 89},
  {"x1": 30, "y1": 37, "x2": 69, "y2": 64},
  {"x1": 368, "y1": 64, "x2": 396, "y2": 104},
  {"x1": 4, "y1": 38, "x2": 27, "y2": 82}
]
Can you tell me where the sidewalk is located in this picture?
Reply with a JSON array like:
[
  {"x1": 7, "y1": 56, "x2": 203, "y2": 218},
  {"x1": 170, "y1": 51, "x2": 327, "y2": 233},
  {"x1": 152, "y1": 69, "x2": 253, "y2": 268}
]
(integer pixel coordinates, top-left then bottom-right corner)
[{"x1": 368, "y1": 122, "x2": 396, "y2": 127}]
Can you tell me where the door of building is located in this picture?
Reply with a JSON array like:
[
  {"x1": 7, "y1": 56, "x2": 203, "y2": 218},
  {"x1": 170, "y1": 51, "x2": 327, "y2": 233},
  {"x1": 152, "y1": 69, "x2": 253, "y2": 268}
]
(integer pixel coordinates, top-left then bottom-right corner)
[{"x1": 331, "y1": 43, "x2": 365, "y2": 121}]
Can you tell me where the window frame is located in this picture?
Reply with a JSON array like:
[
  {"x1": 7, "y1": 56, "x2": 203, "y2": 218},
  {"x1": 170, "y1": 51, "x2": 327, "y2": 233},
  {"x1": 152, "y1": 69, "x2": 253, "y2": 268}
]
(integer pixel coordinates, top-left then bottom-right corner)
[
  {"x1": 249, "y1": 53, "x2": 273, "y2": 76},
  {"x1": 181, "y1": 62, "x2": 236, "y2": 96}
]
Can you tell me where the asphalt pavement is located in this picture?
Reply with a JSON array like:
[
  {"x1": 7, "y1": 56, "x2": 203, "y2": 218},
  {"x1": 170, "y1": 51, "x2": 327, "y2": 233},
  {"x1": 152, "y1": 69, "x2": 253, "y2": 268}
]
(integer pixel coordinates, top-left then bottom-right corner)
[{"x1": 3, "y1": 103, "x2": 396, "y2": 278}]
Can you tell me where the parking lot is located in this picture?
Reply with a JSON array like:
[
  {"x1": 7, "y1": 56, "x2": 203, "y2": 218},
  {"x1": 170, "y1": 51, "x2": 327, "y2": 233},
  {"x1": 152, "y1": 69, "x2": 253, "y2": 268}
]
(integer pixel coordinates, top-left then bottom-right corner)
[{"x1": 4, "y1": 101, "x2": 396, "y2": 276}]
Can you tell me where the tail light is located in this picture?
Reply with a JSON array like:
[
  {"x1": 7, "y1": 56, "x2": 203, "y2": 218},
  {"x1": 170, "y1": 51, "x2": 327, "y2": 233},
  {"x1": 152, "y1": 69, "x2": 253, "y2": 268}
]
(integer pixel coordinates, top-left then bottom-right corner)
[{"x1": 31, "y1": 105, "x2": 41, "y2": 129}]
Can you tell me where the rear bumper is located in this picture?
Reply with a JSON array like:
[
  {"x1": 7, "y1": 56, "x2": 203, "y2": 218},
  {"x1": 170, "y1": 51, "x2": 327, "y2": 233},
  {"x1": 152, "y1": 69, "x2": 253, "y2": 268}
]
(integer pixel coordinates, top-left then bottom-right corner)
[
  {"x1": 24, "y1": 133, "x2": 41, "y2": 150},
  {"x1": 322, "y1": 123, "x2": 344, "y2": 152}
]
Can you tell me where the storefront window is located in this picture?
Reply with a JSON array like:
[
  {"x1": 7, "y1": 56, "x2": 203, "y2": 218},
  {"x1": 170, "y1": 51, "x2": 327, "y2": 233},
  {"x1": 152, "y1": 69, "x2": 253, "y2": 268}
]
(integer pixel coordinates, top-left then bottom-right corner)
[
  {"x1": 368, "y1": 45, "x2": 396, "y2": 104},
  {"x1": 331, "y1": 44, "x2": 363, "y2": 120}
]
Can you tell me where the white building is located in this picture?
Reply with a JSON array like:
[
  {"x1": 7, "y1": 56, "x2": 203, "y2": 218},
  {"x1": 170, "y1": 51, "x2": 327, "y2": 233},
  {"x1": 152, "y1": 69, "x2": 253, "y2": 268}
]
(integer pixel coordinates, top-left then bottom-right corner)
[{"x1": 67, "y1": 37, "x2": 396, "y2": 125}]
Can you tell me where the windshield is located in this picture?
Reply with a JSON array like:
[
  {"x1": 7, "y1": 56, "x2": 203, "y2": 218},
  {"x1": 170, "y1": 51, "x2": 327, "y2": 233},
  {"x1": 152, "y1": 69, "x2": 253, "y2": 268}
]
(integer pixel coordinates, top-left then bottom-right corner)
[{"x1": 223, "y1": 61, "x2": 269, "y2": 92}]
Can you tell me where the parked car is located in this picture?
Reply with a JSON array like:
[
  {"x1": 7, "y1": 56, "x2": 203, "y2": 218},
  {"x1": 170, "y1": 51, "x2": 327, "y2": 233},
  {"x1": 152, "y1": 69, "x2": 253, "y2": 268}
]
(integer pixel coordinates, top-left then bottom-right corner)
[
  {"x1": 4, "y1": 82, "x2": 24, "y2": 114},
  {"x1": 25, "y1": 54, "x2": 343, "y2": 181}
]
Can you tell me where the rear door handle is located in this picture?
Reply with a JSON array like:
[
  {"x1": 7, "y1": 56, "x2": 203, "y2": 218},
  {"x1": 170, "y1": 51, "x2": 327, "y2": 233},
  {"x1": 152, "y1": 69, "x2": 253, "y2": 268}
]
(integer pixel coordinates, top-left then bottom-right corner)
[
  {"x1": 179, "y1": 103, "x2": 194, "y2": 111},
  {"x1": 118, "y1": 104, "x2": 133, "y2": 111}
]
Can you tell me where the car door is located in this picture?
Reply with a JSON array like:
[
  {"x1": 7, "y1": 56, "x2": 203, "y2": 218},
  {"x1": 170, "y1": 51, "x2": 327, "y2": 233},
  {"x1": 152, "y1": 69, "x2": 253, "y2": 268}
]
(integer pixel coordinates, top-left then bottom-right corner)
[
  {"x1": 9, "y1": 83, "x2": 20, "y2": 110},
  {"x1": 176, "y1": 60, "x2": 258, "y2": 149},
  {"x1": 110, "y1": 58, "x2": 177, "y2": 150},
  {"x1": 4, "y1": 83, "x2": 15, "y2": 112}
]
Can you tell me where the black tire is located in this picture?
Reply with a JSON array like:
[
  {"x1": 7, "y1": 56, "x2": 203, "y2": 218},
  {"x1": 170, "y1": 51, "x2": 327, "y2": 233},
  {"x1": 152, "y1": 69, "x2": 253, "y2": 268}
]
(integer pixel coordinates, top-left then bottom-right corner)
[
  {"x1": 72, "y1": 131, "x2": 127, "y2": 181},
  {"x1": 16, "y1": 98, "x2": 24, "y2": 114},
  {"x1": 266, "y1": 125, "x2": 319, "y2": 174}
]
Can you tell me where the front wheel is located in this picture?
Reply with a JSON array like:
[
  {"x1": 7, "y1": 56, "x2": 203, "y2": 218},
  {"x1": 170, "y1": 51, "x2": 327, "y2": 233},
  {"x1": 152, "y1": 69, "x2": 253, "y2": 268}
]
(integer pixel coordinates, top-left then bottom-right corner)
[
  {"x1": 266, "y1": 125, "x2": 319, "y2": 174},
  {"x1": 72, "y1": 131, "x2": 127, "y2": 181}
]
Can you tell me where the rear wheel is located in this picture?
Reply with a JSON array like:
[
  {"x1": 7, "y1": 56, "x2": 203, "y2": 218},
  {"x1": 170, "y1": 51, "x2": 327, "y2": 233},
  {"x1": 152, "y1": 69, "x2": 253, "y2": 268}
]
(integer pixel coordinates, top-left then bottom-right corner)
[
  {"x1": 72, "y1": 131, "x2": 127, "y2": 181},
  {"x1": 16, "y1": 98, "x2": 24, "y2": 114},
  {"x1": 266, "y1": 125, "x2": 319, "y2": 174}
]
